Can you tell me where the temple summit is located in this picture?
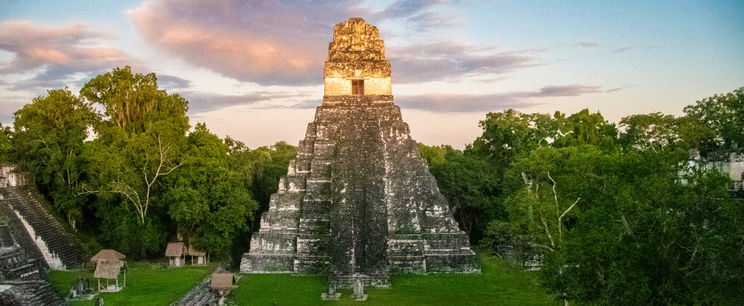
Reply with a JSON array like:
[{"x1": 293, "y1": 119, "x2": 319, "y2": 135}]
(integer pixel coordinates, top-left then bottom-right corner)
[{"x1": 240, "y1": 18, "x2": 479, "y2": 287}]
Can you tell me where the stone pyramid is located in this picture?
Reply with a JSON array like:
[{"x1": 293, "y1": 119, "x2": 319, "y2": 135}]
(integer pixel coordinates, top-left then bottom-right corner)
[{"x1": 240, "y1": 18, "x2": 479, "y2": 287}]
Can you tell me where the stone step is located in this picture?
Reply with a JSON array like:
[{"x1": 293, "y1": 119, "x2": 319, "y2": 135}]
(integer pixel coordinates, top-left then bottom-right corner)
[
  {"x1": 249, "y1": 232, "x2": 298, "y2": 253},
  {"x1": 269, "y1": 193, "x2": 304, "y2": 210},
  {"x1": 3, "y1": 186, "x2": 89, "y2": 268},
  {"x1": 9, "y1": 262, "x2": 40, "y2": 280},
  {"x1": 259, "y1": 210, "x2": 300, "y2": 230}
]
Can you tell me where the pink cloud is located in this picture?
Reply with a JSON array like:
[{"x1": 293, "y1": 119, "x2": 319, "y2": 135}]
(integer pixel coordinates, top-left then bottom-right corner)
[
  {"x1": 389, "y1": 42, "x2": 542, "y2": 83},
  {"x1": 0, "y1": 20, "x2": 138, "y2": 90},
  {"x1": 27, "y1": 47, "x2": 70, "y2": 63},
  {"x1": 397, "y1": 85, "x2": 604, "y2": 112},
  {"x1": 129, "y1": 0, "x2": 367, "y2": 85},
  {"x1": 129, "y1": 0, "x2": 462, "y2": 86}
]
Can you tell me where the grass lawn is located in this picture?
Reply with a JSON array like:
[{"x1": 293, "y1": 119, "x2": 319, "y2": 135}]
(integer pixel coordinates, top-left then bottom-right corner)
[
  {"x1": 231, "y1": 249, "x2": 557, "y2": 305},
  {"x1": 48, "y1": 262, "x2": 216, "y2": 306}
]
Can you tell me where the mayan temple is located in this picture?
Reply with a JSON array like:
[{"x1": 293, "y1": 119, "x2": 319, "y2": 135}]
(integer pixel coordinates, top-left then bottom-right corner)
[{"x1": 240, "y1": 18, "x2": 479, "y2": 287}]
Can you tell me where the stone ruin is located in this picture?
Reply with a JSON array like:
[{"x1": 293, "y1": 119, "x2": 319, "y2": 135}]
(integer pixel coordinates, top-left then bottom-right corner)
[
  {"x1": 241, "y1": 18, "x2": 479, "y2": 287},
  {"x1": 1, "y1": 166, "x2": 88, "y2": 305}
]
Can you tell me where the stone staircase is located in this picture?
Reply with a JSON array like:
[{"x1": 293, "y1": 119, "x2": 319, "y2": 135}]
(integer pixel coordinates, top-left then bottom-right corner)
[
  {"x1": 174, "y1": 275, "x2": 215, "y2": 305},
  {"x1": 0, "y1": 197, "x2": 47, "y2": 272},
  {"x1": 1, "y1": 280, "x2": 65, "y2": 306},
  {"x1": 242, "y1": 95, "x2": 480, "y2": 286},
  {"x1": 174, "y1": 266, "x2": 232, "y2": 306},
  {"x1": 0, "y1": 227, "x2": 66, "y2": 305},
  {"x1": 0, "y1": 247, "x2": 41, "y2": 280},
  {"x1": 0, "y1": 186, "x2": 88, "y2": 269},
  {"x1": 242, "y1": 126, "x2": 334, "y2": 274},
  {"x1": 242, "y1": 18, "x2": 478, "y2": 286}
]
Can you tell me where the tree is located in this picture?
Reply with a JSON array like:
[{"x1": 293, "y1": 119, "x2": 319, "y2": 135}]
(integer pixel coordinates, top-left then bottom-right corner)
[
  {"x1": 619, "y1": 112, "x2": 709, "y2": 154},
  {"x1": 163, "y1": 123, "x2": 258, "y2": 257},
  {"x1": 80, "y1": 67, "x2": 189, "y2": 257},
  {"x1": 0, "y1": 122, "x2": 11, "y2": 163},
  {"x1": 419, "y1": 144, "x2": 500, "y2": 241},
  {"x1": 469, "y1": 109, "x2": 565, "y2": 169},
  {"x1": 11, "y1": 88, "x2": 99, "y2": 228},
  {"x1": 80, "y1": 66, "x2": 189, "y2": 135},
  {"x1": 553, "y1": 109, "x2": 618, "y2": 150},
  {"x1": 549, "y1": 154, "x2": 744, "y2": 304},
  {"x1": 82, "y1": 67, "x2": 189, "y2": 224},
  {"x1": 236, "y1": 141, "x2": 297, "y2": 221},
  {"x1": 683, "y1": 87, "x2": 744, "y2": 157}
]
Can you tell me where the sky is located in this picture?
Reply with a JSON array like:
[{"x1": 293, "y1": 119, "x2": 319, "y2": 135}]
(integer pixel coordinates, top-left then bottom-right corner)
[{"x1": 1, "y1": 0, "x2": 742, "y2": 148}]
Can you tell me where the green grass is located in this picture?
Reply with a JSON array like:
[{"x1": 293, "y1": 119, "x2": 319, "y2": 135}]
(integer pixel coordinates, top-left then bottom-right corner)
[
  {"x1": 231, "y1": 249, "x2": 557, "y2": 305},
  {"x1": 48, "y1": 262, "x2": 216, "y2": 306}
]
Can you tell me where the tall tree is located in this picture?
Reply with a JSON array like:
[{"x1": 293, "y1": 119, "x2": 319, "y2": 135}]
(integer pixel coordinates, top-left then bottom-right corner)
[
  {"x1": 82, "y1": 67, "x2": 189, "y2": 224},
  {"x1": 81, "y1": 67, "x2": 189, "y2": 257},
  {"x1": 11, "y1": 89, "x2": 99, "y2": 228},
  {"x1": 80, "y1": 66, "x2": 188, "y2": 135}
]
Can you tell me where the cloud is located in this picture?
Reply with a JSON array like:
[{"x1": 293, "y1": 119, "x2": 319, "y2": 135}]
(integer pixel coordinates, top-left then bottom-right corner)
[
  {"x1": 180, "y1": 91, "x2": 316, "y2": 113},
  {"x1": 389, "y1": 41, "x2": 542, "y2": 83},
  {"x1": 0, "y1": 99, "x2": 25, "y2": 123},
  {"x1": 375, "y1": 0, "x2": 447, "y2": 19},
  {"x1": 157, "y1": 74, "x2": 192, "y2": 90},
  {"x1": 404, "y1": 11, "x2": 462, "y2": 29},
  {"x1": 577, "y1": 41, "x2": 600, "y2": 48},
  {"x1": 533, "y1": 85, "x2": 603, "y2": 97},
  {"x1": 612, "y1": 45, "x2": 660, "y2": 53},
  {"x1": 397, "y1": 85, "x2": 604, "y2": 112},
  {"x1": 0, "y1": 20, "x2": 138, "y2": 91},
  {"x1": 129, "y1": 0, "x2": 488, "y2": 86},
  {"x1": 130, "y1": 0, "x2": 373, "y2": 86}
]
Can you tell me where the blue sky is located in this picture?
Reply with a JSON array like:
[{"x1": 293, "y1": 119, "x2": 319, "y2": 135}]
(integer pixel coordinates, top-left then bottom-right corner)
[{"x1": 1, "y1": 0, "x2": 742, "y2": 148}]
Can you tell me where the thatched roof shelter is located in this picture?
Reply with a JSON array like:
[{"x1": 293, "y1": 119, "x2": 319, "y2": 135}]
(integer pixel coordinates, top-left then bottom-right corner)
[
  {"x1": 210, "y1": 273, "x2": 234, "y2": 290},
  {"x1": 94, "y1": 260, "x2": 124, "y2": 279},
  {"x1": 165, "y1": 242, "x2": 185, "y2": 257},
  {"x1": 91, "y1": 249, "x2": 125, "y2": 262},
  {"x1": 187, "y1": 245, "x2": 206, "y2": 256}
]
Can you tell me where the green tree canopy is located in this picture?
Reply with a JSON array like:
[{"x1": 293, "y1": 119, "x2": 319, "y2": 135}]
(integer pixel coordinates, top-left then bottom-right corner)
[
  {"x1": 0, "y1": 122, "x2": 11, "y2": 163},
  {"x1": 80, "y1": 67, "x2": 190, "y2": 257},
  {"x1": 162, "y1": 123, "x2": 258, "y2": 257},
  {"x1": 419, "y1": 144, "x2": 500, "y2": 241},
  {"x1": 683, "y1": 87, "x2": 744, "y2": 157},
  {"x1": 11, "y1": 88, "x2": 99, "y2": 228}
]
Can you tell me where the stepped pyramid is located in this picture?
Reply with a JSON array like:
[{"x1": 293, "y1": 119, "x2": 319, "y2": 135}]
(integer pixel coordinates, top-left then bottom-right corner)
[{"x1": 240, "y1": 18, "x2": 479, "y2": 286}]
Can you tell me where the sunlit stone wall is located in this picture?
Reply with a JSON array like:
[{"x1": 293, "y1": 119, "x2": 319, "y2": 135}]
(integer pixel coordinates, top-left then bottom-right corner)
[
  {"x1": 323, "y1": 77, "x2": 391, "y2": 96},
  {"x1": 323, "y1": 18, "x2": 392, "y2": 98}
]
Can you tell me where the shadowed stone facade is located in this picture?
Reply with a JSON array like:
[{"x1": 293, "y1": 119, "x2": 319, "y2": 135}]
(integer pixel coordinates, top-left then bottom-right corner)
[{"x1": 241, "y1": 18, "x2": 479, "y2": 287}]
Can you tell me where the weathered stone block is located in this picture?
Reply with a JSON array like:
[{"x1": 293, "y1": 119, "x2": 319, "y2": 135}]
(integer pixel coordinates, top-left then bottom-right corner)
[
  {"x1": 243, "y1": 253, "x2": 295, "y2": 273},
  {"x1": 268, "y1": 193, "x2": 303, "y2": 211},
  {"x1": 250, "y1": 232, "x2": 297, "y2": 253}
]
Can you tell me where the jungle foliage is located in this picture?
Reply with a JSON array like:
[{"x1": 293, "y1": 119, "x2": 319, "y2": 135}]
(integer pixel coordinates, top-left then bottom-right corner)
[
  {"x1": 421, "y1": 87, "x2": 744, "y2": 304},
  {"x1": 4, "y1": 67, "x2": 292, "y2": 260},
  {"x1": 3, "y1": 65, "x2": 742, "y2": 304}
]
